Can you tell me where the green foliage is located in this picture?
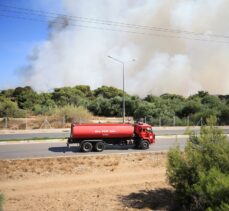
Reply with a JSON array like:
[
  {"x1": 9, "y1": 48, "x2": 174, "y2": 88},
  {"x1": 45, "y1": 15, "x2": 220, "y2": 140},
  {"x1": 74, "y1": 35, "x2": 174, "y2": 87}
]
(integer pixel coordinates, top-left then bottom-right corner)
[
  {"x1": 144, "y1": 94, "x2": 161, "y2": 103},
  {"x1": 167, "y1": 116, "x2": 229, "y2": 210},
  {"x1": 177, "y1": 100, "x2": 202, "y2": 118},
  {"x1": 0, "y1": 97, "x2": 26, "y2": 117},
  {"x1": 0, "y1": 193, "x2": 4, "y2": 211},
  {"x1": 13, "y1": 86, "x2": 39, "y2": 110},
  {"x1": 189, "y1": 91, "x2": 210, "y2": 100},
  {"x1": 134, "y1": 95, "x2": 184, "y2": 124},
  {"x1": 54, "y1": 105, "x2": 92, "y2": 122},
  {"x1": 201, "y1": 95, "x2": 222, "y2": 109},
  {"x1": 0, "y1": 85, "x2": 228, "y2": 125},
  {"x1": 0, "y1": 89, "x2": 14, "y2": 98},
  {"x1": 74, "y1": 85, "x2": 93, "y2": 98},
  {"x1": 125, "y1": 96, "x2": 141, "y2": 116},
  {"x1": 93, "y1": 86, "x2": 124, "y2": 99},
  {"x1": 32, "y1": 93, "x2": 56, "y2": 115},
  {"x1": 160, "y1": 93, "x2": 185, "y2": 101},
  {"x1": 88, "y1": 96, "x2": 122, "y2": 116},
  {"x1": 133, "y1": 102, "x2": 156, "y2": 119},
  {"x1": 51, "y1": 87, "x2": 85, "y2": 107},
  {"x1": 219, "y1": 106, "x2": 229, "y2": 125}
]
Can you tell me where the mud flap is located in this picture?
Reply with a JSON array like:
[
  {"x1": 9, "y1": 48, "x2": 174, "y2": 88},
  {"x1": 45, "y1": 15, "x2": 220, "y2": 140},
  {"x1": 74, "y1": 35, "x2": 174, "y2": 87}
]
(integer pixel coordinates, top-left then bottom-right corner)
[{"x1": 65, "y1": 138, "x2": 70, "y2": 153}]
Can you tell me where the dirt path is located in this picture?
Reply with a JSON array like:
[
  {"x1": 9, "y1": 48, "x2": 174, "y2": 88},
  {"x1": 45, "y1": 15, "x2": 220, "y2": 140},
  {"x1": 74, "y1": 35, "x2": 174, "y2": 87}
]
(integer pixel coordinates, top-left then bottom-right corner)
[{"x1": 0, "y1": 153, "x2": 173, "y2": 211}]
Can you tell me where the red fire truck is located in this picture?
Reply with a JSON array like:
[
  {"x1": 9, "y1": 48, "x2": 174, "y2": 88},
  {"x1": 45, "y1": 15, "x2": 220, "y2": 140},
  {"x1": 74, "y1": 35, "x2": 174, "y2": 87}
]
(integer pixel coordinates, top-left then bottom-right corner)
[{"x1": 67, "y1": 122, "x2": 155, "y2": 152}]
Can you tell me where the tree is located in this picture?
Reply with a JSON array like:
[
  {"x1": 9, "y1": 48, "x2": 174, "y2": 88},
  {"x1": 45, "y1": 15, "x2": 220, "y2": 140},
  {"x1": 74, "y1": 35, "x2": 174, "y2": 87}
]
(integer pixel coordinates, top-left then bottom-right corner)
[
  {"x1": 12, "y1": 86, "x2": 39, "y2": 110},
  {"x1": 167, "y1": 116, "x2": 229, "y2": 210},
  {"x1": 160, "y1": 93, "x2": 185, "y2": 101},
  {"x1": 93, "y1": 86, "x2": 125, "y2": 99},
  {"x1": 133, "y1": 102, "x2": 156, "y2": 119},
  {"x1": 74, "y1": 85, "x2": 93, "y2": 98},
  {"x1": 144, "y1": 95, "x2": 161, "y2": 103},
  {"x1": 177, "y1": 100, "x2": 202, "y2": 118},
  {"x1": 219, "y1": 106, "x2": 229, "y2": 125},
  {"x1": 0, "y1": 89, "x2": 14, "y2": 98},
  {"x1": 32, "y1": 93, "x2": 56, "y2": 115},
  {"x1": 0, "y1": 96, "x2": 26, "y2": 117},
  {"x1": 125, "y1": 96, "x2": 141, "y2": 116},
  {"x1": 189, "y1": 91, "x2": 209, "y2": 100},
  {"x1": 51, "y1": 87, "x2": 85, "y2": 107},
  {"x1": 201, "y1": 95, "x2": 222, "y2": 109},
  {"x1": 88, "y1": 97, "x2": 122, "y2": 117}
]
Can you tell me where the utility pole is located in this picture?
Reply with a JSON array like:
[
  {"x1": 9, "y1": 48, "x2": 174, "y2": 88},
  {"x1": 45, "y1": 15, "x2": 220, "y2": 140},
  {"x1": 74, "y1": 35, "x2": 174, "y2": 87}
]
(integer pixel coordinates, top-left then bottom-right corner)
[
  {"x1": 4, "y1": 117, "x2": 8, "y2": 128},
  {"x1": 108, "y1": 55, "x2": 135, "y2": 123},
  {"x1": 173, "y1": 116, "x2": 176, "y2": 126}
]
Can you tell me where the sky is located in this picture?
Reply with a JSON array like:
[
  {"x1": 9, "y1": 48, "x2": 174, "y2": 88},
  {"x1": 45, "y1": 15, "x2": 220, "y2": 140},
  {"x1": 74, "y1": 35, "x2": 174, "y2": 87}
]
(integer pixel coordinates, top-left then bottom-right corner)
[
  {"x1": 0, "y1": 0, "x2": 63, "y2": 88},
  {"x1": 1, "y1": 0, "x2": 229, "y2": 96}
]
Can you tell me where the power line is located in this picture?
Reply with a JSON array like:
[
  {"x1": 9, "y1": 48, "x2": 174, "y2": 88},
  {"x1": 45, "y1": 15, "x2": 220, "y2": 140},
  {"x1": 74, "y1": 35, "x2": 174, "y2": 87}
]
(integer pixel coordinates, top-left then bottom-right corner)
[
  {"x1": 0, "y1": 4, "x2": 229, "y2": 44},
  {"x1": 1, "y1": 4, "x2": 229, "y2": 39},
  {"x1": 2, "y1": 13, "x2": 229, "y2": 45}
]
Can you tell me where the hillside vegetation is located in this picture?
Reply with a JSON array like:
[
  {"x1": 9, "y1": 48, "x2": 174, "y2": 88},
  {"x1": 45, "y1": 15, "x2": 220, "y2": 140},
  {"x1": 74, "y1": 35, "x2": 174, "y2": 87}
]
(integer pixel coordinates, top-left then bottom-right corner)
[{"x1": 0, "y1": 85, "x2": 229, "y2": 125}]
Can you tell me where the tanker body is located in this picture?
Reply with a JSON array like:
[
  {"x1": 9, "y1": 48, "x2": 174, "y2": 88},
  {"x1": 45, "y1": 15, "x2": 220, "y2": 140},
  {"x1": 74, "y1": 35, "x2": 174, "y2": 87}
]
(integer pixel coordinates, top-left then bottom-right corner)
[{"x1": 67, "y1": 122, "x2": 155, "y2": 152}]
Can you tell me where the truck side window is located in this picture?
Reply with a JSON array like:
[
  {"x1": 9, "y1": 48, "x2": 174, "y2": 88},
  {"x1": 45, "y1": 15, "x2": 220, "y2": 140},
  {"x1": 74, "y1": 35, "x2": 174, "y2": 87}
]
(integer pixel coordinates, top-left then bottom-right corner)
[{"x1": 146, "y1": 127, "x2": 152, "y2": 132}]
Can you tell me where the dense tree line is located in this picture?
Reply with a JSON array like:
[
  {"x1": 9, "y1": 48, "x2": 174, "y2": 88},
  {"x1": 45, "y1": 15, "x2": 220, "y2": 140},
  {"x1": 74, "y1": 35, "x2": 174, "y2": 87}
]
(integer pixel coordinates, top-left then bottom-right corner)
[{"x1": 0, "y1": 85, "x2": 229, "y2": 125}]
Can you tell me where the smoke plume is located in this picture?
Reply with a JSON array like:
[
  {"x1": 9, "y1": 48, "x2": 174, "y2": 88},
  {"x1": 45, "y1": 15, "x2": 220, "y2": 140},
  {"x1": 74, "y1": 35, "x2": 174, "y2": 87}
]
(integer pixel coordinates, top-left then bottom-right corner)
[{"x1": 23, "y1": 0, "x2": 229, "y2": 96}]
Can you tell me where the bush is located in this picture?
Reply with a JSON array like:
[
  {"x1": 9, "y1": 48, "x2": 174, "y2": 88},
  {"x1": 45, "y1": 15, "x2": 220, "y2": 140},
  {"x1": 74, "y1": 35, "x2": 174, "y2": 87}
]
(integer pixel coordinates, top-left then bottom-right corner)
[
  {"x1": 32, "y1": 104, "x2": 53, "y2": 116},
  {"x1": 0, "y1": 193, "x2": 4, "y2": 211},
  {"x1": 167, "y1": 116, "x2": 229, "y2": 210},
  {"x1": 0, "y1": 97, "x2": 26, "y2": 118},
  {"x1": 53, "y1": 105, "x2": 92, "y2": 123}
]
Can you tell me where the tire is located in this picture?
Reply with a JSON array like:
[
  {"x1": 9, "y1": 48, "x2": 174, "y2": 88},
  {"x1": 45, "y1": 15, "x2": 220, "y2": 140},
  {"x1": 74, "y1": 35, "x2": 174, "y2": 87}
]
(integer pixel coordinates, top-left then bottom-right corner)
[
  {"x1": 81, "y1": 141, "x2": 93, "y2": 152},
  {"x1": 139, "y1": 140, "x2": 149, "y2": 150},
  {"x1": 94, "y1": 141, "x2": 105, "y2": 152}
]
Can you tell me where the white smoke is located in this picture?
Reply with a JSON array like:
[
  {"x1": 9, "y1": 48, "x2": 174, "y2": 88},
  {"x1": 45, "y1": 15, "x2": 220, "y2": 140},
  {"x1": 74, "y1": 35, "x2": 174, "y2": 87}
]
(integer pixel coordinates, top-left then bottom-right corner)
[{"x1": 23, "y1": 0, "x2": 229, "y2": 96}]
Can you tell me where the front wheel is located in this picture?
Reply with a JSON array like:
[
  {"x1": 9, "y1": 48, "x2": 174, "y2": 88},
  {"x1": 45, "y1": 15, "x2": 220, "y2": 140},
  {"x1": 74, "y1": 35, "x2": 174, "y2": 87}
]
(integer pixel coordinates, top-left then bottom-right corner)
[
  {"x1": 81, "y1": 141, "x2": 93, "y2": 152},
  {"x1": 139, "y1": 140, "x2": 149, "y2": 150}
]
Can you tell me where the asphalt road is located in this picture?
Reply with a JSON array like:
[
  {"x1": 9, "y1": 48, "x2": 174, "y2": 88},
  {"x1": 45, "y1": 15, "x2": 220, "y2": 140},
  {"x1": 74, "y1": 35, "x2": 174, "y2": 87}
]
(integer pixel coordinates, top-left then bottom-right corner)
[
  {"x1": 1, "y1": 127, "x2": 229, "y2": 140},
  {"x1": 0, "y1": 137, "x2": 186, "y2": 159}
]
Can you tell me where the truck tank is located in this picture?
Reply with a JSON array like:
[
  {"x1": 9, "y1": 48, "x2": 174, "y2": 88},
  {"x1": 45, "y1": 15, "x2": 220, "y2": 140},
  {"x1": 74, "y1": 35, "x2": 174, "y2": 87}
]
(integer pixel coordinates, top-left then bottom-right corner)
[{"x1": 71, "y1": 123, "x2": 134, "y2": 140}]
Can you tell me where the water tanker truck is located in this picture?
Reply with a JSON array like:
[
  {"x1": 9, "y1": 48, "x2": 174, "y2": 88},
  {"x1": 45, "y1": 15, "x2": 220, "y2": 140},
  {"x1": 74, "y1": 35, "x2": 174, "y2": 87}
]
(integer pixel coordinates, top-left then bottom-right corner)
[{"x1": 67, "y1": 122, "x2": 155, "y2": 152}]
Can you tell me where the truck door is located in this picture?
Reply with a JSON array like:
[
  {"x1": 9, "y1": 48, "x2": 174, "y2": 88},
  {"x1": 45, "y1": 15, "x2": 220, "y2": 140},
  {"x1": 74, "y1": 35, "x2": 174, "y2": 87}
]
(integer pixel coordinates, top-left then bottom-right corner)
[
  {"x1": 146, "y1": 127, "x2": 155, "y2": 143},
  {"x1": 140, "y1": 128, "x2": 148, "y2": 139}
]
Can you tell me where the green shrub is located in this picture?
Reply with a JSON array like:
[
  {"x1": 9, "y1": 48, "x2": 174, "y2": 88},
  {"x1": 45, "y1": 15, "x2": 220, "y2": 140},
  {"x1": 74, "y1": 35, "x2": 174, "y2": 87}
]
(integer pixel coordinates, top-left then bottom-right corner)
[
  {"x1": 0, "y1": 97, "x2": 26, "y2": 118},
  {"x1": 32, "y1": 104, "x2": 54, "y2": 115},
  {"x1": 167, "y1": 116, "x2": 229, "y2": 210},
  {"x1": 0, "y1": 193, "x2": 4, "y2": 211}
]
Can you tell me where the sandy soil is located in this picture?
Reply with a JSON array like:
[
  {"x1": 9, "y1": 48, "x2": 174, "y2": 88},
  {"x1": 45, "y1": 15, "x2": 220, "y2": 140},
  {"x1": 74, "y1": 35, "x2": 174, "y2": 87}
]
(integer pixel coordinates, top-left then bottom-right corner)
[{"x1": 0, "y1": 152, "x2": 174, "y2": 211}]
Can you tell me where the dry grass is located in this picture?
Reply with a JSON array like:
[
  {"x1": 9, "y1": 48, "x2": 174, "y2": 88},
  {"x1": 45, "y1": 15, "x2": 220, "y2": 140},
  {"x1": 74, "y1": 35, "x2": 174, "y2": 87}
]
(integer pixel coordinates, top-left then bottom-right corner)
[
  {"x1": 0, "y1": 152, "x2": 171, "y2": 211},
  {"x1": 0, "y1": 153, "x2": 166, "y2": 180}
]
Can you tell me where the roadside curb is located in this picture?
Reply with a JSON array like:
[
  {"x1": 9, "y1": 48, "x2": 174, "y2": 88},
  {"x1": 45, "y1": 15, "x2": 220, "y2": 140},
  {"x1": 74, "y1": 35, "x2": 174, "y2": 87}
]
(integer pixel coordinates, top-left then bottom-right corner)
[
  {"x1": 0, "y1": 135, "x2": 188, "y2": 145},
  {"x1": 0, "y1": 139, "x2": 66, "y2": 145},
  {"x1": 0, "y1": 134, "x2": 228, "y2": 145}
]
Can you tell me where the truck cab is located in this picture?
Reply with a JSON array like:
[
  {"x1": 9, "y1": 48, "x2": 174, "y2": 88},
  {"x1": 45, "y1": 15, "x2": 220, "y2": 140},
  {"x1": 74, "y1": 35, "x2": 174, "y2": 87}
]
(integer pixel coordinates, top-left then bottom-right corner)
[{"x1": 134, "y1": 122, "x2": 155, "y2": 144}]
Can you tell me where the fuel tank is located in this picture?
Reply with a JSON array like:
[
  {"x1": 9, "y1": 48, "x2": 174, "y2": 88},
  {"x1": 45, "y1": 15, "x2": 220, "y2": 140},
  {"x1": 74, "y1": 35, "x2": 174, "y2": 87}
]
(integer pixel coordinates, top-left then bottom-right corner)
[{"x1": 71, "y1": 123, "x2": 134, "y2": 139}]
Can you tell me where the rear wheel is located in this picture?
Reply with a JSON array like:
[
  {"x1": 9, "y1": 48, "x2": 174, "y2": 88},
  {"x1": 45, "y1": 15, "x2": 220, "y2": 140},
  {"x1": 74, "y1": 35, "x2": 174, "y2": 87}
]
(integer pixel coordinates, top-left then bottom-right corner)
[
  {"x1": 81, "y1": 141, "x2": 93, "y2": 152},
  {"x1": 139, "y1": 140, "x2": 149, "y2": 150},
  {"x1": 94, "y1": 141, "x2": 105, "y2": 152}
]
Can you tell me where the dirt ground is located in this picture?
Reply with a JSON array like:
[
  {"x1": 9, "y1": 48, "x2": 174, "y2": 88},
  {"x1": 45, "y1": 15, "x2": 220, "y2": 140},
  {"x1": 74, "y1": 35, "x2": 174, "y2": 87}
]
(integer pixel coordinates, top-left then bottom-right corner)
[{"x1": 0, "y1": 152, "x2": 174, "y2": 211}]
